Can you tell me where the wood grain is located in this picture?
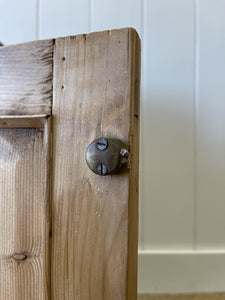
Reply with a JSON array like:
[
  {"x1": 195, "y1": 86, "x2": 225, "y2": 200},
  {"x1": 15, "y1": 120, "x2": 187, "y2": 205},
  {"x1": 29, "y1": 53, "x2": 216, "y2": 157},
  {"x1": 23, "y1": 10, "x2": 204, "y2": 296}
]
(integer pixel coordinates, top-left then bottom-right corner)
[
  {"x1": 0, "y1": 115, "x2": 50, "y2": 128},
  {"x1": 51, "y1": 28, "x2": 140, "y2": 299},
  {"x1": 0, "y1": 40, "x2": 53, "y2": 116},
  {"x1": 0, "y1": 116, "x2": 51, "y2": 299}
]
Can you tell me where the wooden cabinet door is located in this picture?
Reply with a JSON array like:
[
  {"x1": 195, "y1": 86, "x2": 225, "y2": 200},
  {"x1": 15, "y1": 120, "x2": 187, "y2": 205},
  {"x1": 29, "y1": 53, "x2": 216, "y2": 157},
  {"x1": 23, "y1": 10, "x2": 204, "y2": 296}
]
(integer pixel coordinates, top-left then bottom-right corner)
[{"x1": 0, "y1": 28, "x2": 140, "y2": 300}]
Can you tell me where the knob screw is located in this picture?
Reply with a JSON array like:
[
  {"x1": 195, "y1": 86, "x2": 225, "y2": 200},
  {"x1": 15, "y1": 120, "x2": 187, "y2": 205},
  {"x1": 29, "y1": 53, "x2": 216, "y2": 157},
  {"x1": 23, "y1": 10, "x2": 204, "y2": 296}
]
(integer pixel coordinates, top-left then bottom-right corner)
[
  {"x1": 96, "y1": 163, "x2": 108, "y2": 175},
  {"x1": 96, "y1": 138, "x2": 108, "y2": 151}
]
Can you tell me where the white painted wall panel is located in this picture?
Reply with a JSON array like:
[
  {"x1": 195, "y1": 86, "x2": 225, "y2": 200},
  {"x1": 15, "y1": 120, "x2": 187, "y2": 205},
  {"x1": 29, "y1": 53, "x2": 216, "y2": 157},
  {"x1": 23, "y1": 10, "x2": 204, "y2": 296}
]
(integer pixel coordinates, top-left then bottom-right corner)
[
  {"x1": 0, "y1": 0, "x2": 37, "y2": 45},
  {"x1": 92, "y1": 0, "x2": 142, "y2": 36},
  {"x1": 142, "y1": 0, "x2": 195, "y2": 249},
  {"x1": 139, "y1": 250, "x2": 225, "y2": 294},
  {"x1": 196, "y1": 0, "x2": 225, "y2": 249},
  {"x1": 39, "y1": 0, "x2": 89, "y2": 39}
]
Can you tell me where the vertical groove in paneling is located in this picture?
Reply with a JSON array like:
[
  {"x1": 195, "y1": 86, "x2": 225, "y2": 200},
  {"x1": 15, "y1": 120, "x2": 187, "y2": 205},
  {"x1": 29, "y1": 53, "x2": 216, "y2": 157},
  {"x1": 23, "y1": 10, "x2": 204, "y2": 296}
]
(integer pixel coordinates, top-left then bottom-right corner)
[
  {"x1": 139, "y1": 0, "x2": 147, "y2": 250},
  {"x1": 193, "y1": 0, "x2": 200, "y2": 250}
]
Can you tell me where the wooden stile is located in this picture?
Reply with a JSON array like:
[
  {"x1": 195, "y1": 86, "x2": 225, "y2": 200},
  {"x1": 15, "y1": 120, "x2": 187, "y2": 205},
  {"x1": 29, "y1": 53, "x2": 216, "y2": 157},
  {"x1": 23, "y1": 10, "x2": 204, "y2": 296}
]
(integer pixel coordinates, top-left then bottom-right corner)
[{"x1": 51, "y1": 28, "x2": 140, "y2": 300}]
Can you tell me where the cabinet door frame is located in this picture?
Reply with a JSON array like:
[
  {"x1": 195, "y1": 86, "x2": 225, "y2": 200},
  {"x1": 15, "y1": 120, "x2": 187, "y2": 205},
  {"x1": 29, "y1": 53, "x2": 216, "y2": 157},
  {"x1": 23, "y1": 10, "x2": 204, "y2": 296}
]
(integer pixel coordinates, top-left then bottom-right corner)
[{"x1": 0, "y1": 28, "x2": 140, "y2": 300}]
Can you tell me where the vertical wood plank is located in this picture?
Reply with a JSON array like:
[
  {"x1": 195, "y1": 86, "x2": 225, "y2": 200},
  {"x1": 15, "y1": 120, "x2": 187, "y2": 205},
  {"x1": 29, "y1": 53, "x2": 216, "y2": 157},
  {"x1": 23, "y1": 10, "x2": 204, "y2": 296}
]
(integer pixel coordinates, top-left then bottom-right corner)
[
  {"x1": 39, "y1": 0, "x2": 89, "y2": 39},
  {"x1": 196, "y1": 0, "x2": 225, "y2": 248},
  {"x1": 0, "y1": 117, "x2": 51, "y2": 299},
  {"x1": 52, "y1": 28, "x2": 140, "y2": 300},
  {"x1": 142, "y1": 0, "x2": 195, "y2": 249},
  {"x1": 0, "y1": 0, "x2": 37, "y2": 44}
]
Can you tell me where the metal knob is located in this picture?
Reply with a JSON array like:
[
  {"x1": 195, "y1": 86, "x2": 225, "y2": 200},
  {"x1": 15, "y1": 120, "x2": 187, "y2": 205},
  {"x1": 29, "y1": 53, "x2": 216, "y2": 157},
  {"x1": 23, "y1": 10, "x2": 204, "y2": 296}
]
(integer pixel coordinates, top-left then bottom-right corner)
[{"x1": 86, "y1": 138, "x2": 130, "y2": 176}]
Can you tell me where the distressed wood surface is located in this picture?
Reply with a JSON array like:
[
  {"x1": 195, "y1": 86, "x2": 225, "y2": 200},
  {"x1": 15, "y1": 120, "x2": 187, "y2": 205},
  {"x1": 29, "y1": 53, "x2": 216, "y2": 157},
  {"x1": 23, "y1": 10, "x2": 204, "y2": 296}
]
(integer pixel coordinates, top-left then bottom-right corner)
[
  {"x1": 51, "y1": 28, "x2": 140, "y2": 299},
  {"x1": 0, "y1": 40, "x2": 53, "y2": 116},
  {"x1": 0, "y1": 116, "x2": 51, "y2": 299},
  {"x1": 0, "y1": 115, "x2": 50, "y2": 128}
]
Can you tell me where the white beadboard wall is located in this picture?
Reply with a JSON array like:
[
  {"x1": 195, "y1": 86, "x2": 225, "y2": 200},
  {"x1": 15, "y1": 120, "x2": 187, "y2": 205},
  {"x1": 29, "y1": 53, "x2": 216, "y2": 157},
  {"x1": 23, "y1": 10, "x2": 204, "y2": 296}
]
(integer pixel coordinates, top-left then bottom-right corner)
[{"x1": 1, "y1": 0, "x2": 225, "y2": 295}]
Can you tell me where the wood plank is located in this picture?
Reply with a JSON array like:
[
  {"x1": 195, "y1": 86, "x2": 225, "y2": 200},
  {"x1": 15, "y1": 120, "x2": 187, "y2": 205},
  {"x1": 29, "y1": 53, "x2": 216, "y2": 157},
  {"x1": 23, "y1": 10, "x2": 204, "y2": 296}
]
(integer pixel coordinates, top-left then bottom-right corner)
[
  {"x1": 51, "y1": 28, "x2": 140, "y2": 299},
  {"x1": 0, "y1": 116, "x2": 51, "y2": 299},
  {"x1": 0, "y1": 40, "x2": 53, "y2": 116}
]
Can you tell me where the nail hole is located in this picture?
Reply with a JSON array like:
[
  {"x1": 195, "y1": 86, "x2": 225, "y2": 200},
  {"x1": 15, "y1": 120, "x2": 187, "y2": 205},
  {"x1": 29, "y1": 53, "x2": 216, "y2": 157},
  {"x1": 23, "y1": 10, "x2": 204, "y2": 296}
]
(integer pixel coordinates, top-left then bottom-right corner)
[
  {"x1": 62, "y1": 57, "x2": 66, "y2": 61},
  {"x1": 61, "y1": 85, "x2": 65, "y2": 89}
]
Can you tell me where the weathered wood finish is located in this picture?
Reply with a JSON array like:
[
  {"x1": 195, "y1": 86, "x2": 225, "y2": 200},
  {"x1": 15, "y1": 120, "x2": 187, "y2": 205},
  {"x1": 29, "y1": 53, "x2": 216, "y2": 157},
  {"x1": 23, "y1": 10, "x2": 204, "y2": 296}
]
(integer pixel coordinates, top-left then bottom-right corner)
[
  {"x1": 0, "y1": 115, "x2": 50, "y2": 128},
  {"x1": 51, "y1": 28, "x2": 140, "y2": 299},
  {"x1": 0, "y1": 40, "x2": 53, "y2": 116},
  {"x1": 0, "y1": 116, "x2": 51, "y2": 299},
  {"x1": 0, "y1": 28, "x2": 140, "y2": 299}
]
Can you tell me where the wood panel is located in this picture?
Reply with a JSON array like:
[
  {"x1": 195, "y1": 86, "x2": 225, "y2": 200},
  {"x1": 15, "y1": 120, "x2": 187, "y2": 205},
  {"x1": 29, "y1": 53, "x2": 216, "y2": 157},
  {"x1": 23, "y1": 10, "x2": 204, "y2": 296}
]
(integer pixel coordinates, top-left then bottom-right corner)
[
  {"x1": 142, "y1": 0, "x2": 195, "y2": 249},
  {"x1": 51, "y1": 28, "x2": 140, "y2": 299},
  {"x1": 0, "y1": 40, "x2": 53, "y2": 116},
  {"x1": 196, "y1": 0, "x2": 225, "y2": 248},
  {"x1": 0, "y1": 116, "x2": 51, "y2": 299}
]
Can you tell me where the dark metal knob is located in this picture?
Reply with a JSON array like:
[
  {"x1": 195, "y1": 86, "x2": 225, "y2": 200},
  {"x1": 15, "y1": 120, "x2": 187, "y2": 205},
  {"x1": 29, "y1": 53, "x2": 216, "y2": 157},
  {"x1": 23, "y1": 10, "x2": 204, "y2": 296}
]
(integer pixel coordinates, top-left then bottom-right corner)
[{"x1": 86, "y1": 138, "x2": 130, "y2": 176}]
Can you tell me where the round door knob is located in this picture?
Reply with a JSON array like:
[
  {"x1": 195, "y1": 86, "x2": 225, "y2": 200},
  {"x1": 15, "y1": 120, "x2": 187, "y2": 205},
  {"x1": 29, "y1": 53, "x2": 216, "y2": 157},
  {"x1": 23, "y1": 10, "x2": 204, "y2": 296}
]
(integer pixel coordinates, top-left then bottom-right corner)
[{"x1": 86, "y1": 137, "x2": 130, "y2": 176}]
